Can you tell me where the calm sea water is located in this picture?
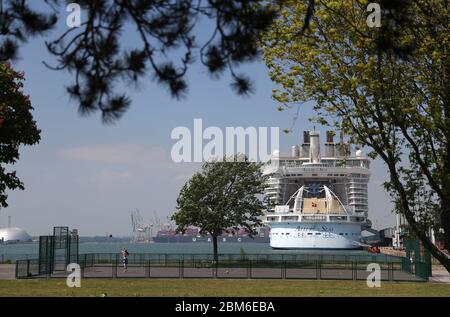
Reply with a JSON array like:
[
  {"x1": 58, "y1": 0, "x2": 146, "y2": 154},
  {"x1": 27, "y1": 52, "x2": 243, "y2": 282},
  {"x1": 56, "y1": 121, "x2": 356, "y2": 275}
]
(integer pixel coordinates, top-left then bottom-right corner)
[{"x1": 0, "y1": 242, "x2": 380, "y2": 261}]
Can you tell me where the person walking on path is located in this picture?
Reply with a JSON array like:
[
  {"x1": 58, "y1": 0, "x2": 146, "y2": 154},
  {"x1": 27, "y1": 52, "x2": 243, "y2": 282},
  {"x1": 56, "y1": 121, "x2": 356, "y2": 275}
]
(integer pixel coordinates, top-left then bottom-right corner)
[{"x1": 121, "y1": 249, "x2": 129, "y2": 272}]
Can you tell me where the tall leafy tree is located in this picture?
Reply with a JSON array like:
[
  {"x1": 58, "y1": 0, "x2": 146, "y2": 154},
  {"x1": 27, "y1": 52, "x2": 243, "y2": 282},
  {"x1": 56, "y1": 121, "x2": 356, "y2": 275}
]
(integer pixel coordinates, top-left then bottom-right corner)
[
  {"x1": 0, "y1": 62, "x2": 40, "y2": 209},
  {"x1": 0, "y1": 1, "x2": 423, "y2": 124},
  {"x1": 172, "y1": 157, "x2": 268, "y2": 262},
  {"x1": 262, "y1": 0, "x2": 450, "y2": 272}
]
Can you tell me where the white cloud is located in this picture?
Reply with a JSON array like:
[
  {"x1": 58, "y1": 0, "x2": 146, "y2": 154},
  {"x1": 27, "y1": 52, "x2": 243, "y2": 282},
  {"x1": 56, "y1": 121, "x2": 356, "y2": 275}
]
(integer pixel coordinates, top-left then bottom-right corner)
[
  {"x1": 60, "y1": 144, "x2": 172, "y2": 168},
  {"x1": 60, "y1": 144, "x2": 202, "y2": 192},
  {"x1": 75, "y1": 169, "x2": 134, "y2": 190}
]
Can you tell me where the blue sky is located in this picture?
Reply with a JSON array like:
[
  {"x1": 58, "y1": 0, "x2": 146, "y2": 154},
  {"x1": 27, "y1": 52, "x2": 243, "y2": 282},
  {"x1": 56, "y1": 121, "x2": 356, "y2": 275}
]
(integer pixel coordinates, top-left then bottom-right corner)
[{"x1": 1, "y1": 4, "x2": 394, "y2": 236}]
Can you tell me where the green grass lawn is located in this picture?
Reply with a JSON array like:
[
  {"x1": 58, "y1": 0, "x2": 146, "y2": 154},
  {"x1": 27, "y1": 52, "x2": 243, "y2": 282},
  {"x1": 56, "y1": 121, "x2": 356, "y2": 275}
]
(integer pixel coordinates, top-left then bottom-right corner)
[{"x1": 0, "y1": 279, "x2": 449, "y2": 297}]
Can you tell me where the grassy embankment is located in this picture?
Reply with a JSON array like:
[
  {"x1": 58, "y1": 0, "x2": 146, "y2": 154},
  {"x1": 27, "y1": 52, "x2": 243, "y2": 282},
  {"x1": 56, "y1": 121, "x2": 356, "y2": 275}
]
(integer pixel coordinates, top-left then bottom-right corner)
[{"x1": 0, "y1": 279, "x2": 450, "y2": 297}]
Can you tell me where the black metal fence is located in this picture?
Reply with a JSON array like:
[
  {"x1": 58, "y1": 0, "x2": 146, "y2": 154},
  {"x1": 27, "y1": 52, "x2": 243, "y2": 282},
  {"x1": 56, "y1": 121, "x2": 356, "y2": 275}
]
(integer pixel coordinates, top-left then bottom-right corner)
[
  {"x1": 39, "y1": 236, "x2": 54, "y2": 275},
  {"x1": 403, "y1": 239, "x2": 432, "y2": 280},
  {"x1": 72, "y1": 252, "x2": 400, "y2": 264},
  {"x1": 15, "y1": 253, "x2": 426, "y2": 282}
]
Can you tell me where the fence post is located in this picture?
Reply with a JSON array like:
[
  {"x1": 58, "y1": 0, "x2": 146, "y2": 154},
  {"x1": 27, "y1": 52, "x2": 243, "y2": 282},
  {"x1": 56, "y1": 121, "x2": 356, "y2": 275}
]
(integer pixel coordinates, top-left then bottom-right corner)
[
  {"x1": 392, "y1": 262, "x2": 396, "y2": 281},
  {"x1": 47, "y1": 259, "x2": 51, "y2": 279},
  {"x1": 282, "y1": 261, "x2": 286, "y2": 279},
  {"x1": 180, "y1": 259, "x2": 184, "y2": 279},
  {"x1": 351, "y1": 261, "x2": 355, "y2": 280},
  {"x1": 389, "y1": 262, "x2": 393, "y2": 281},
  {"x1": 248, "y1": 260, "x2": 252, "y2": 279},
  {"x1": 214, "y1": 260, "x2": 218, "y2": 279},
  {"x1": 316, "y1": 260, "x2": 321, "y2": 280},
  {"x1": 112, "y1": 254, "x2": 117, "y2": 278},
  {"x1": 146, "y1": 260, "x2": 150, "y2": 278}
]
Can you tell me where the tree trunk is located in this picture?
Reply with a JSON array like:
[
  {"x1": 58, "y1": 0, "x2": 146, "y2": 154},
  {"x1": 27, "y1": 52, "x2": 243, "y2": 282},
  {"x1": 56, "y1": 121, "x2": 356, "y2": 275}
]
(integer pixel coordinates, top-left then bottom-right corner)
[{"x1": 212, "y1": 234, "x2": 218, "y2": 264}]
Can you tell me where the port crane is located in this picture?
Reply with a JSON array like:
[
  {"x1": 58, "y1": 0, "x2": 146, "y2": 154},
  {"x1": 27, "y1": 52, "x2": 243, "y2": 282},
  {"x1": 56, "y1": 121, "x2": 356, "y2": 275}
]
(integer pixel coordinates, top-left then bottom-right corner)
[{"x1": 130, "y1": 209, "x2": 154, "y2": 243}]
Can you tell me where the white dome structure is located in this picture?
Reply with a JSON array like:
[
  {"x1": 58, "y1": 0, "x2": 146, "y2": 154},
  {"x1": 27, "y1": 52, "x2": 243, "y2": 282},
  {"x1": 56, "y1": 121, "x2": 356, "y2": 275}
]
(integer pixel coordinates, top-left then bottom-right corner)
[{"x1": 0, "y1": 227, "x2": 32, "y2": 243}]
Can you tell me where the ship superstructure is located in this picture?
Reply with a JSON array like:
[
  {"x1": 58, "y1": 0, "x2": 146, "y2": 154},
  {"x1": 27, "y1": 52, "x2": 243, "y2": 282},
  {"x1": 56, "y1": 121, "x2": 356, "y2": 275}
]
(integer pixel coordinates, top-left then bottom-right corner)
[{"x1": 263, "y1": 131, "x2": 371, "y2": 249}]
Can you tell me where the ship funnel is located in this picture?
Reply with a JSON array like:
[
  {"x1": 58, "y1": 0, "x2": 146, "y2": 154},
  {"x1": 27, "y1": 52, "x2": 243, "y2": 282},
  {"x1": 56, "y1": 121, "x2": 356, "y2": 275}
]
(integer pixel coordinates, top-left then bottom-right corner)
[
  {"x1": 334, "y1": 131, "x2": 351, "y2": 157},
  {"x1": 324, "y1": 131, "x2": 335, "y2": 157},
  {"x1": 300, "y1": 131, "x2": 310, "y2": 158},
  {"x1": 309, "y1": 131, "x2": 320, "y2": 163},
  {"x1": 326, "y1": 131, "x2": 334, "y2": 143},
  {"x1": 303, "y1": 131, "x2": 310, "y2": 144}
]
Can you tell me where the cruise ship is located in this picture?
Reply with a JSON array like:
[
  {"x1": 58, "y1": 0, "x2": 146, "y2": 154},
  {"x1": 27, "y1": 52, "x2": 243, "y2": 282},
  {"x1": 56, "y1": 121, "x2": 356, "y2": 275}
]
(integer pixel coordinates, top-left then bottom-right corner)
[{"x1": 263, "y1": 131, "x2": 371, "y2": 249}]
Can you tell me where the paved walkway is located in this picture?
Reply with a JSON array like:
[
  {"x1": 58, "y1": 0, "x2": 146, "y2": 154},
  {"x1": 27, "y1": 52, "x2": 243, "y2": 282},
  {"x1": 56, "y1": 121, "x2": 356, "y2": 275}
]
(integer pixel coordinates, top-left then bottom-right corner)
[
  {"x1": 430, "y1": 268, "x2": 450, "y2": 283},
  {"x1": 5, "y1": 262, "x2": 447, "y2": 282},
  {"x1": 0, "y1": 265, "x2": 15, "y2": 280},
  {"x1": 44, "y1": 265, "x2": 424, "y2": 282}
]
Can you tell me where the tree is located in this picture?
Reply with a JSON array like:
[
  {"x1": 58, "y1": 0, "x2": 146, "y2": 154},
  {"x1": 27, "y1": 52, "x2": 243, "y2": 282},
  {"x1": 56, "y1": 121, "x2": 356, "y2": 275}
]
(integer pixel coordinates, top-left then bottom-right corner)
[
  {"x1": 0, "y1": 0, "x2": 423, "y2": 124},
  {"x1": 0, "y1": 0, "x2": 277, "y2": 123},
  {"x1": 0, "y1": 62, "x2": 40, "y2": 209},
  {"x1": 262, "y1": 0, "x2": 450, "y2": 272},
  {"x1": 171, "y1": 157, "x2": 268, "y2": 262}
]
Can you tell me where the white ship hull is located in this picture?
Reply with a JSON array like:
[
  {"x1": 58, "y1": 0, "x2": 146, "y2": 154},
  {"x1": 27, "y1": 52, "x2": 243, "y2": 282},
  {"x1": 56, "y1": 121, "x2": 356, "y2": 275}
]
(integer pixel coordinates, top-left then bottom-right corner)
[{"x1": 269, "y1": 222, "x2": 362, "y2": 249}]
